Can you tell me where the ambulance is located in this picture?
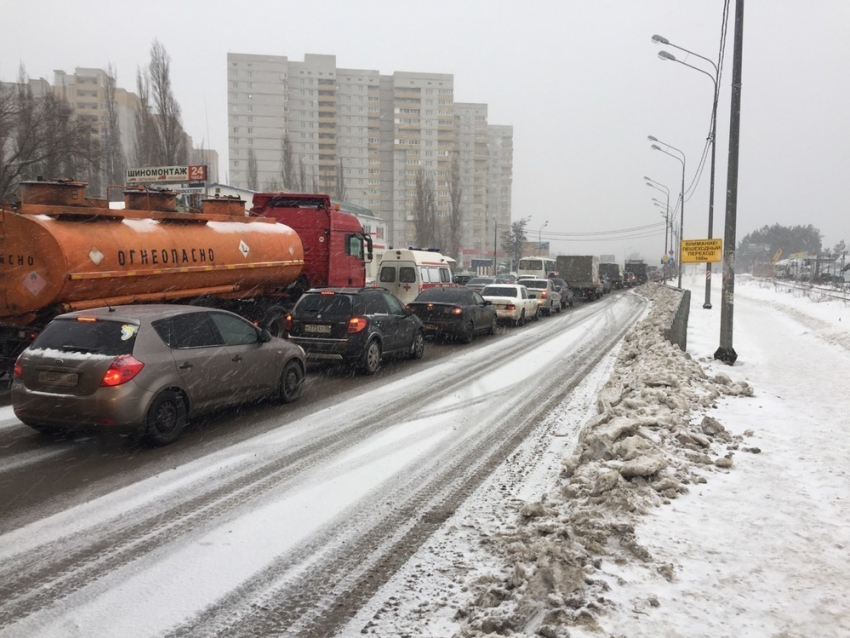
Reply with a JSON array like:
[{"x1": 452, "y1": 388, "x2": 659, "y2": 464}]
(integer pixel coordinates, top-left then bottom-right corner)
[{"x1": 377, "y1": 248, "x2": 456, "y2": 305}]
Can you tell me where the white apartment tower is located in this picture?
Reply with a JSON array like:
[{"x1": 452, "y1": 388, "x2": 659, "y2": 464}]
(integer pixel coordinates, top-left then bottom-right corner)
[{"x1": 226, "y1": 53, "x2": 512, "y2": 259}]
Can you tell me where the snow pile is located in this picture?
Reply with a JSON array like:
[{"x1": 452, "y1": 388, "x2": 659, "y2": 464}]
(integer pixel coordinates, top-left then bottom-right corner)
[{"x1": 455, "y1": 284, "x2": 756, "y2": 637}]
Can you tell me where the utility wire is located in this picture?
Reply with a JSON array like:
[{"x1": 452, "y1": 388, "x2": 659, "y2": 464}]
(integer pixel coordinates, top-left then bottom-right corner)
[
  {"x1": 680, "y1": 0, "x2": 731, "y2": 202},
  {"x1": 542, "y1": 221, "x2": 666, "y2": 238}
]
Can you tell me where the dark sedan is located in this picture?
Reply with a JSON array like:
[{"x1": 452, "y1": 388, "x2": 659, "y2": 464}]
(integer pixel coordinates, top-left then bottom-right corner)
[{"x1": 407, "y1": 287, "x2": 497, "y2": 343}]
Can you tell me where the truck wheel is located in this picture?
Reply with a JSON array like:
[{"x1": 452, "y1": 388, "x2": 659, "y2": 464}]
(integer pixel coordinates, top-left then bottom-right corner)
[
  {"x1": 145, "y1": 390, "x2": 187, "y2": 446},
  {"x1": 262, "y1": 305, "x2": 289, "y2": 338},
  {"x1": 279, "y1": 360, "x2": 304, "y2": 403},
  {"x1": 409, "y1": 331, "x2": 425, "y2": 359},
  {"x1": 360, "y1": 340, "x2": 382, "y2": 375}
]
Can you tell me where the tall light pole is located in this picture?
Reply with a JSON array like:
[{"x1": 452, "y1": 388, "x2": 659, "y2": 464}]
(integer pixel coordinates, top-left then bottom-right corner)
[
  {"x1": 645, "y1": 177, "x2": 671, "y2": 254},
  {"x1": 654, "y1": 36, "x2": 720, "y2": 310},
  {"x1": 649, "y1": 137, "x2": 686, "y2": 287},
  {"x1": 715, "y1": 0, "x2": 744, "y2": 365}
]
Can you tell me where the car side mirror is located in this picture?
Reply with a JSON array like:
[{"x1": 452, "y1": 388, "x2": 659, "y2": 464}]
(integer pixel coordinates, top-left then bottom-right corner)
[
  {"x1": 259, "y1": 329, "x2": 272, "y2": 342},
  {"x1": 483, "y1": 299, "x2": 492, "y2": 306}
]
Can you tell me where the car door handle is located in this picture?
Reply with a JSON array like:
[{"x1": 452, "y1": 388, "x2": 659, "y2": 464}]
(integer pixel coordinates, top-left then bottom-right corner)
[
  {"x1": 179, "y1": 362, "x2": 193, "y2": 370},
  {"x1": 232, "y1": 355, "x2": 243, "y2": 362}
]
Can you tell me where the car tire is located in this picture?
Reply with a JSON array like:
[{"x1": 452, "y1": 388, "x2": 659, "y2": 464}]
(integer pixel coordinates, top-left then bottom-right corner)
[
  {"x1": 409, "y1": 330, "x2": 425, "y2": 359},
  {"x1": 279, "y1": 359, "x2": 304, "y2": 403},
  {"x1": 360, "y1": 339, "x2": 382, "y2": 375},
  {"x1": 145, "y1": 390, "x2": 187, "y2": 446},
  {"x1": 462, "y1": 321, "x2": 475, "y2": 344},
  {"x1": 515, "y1": 310, "x2": 526, "y2": 327},
  {"x1": 556, "y1": 302, "x2": 562, "y2": 314},
  {"x1": 532, "y1": 306, "x2": 540, "y2": 321},
  {"x1": 262, "y1": 305, "x2": 289, "y2": 338}
]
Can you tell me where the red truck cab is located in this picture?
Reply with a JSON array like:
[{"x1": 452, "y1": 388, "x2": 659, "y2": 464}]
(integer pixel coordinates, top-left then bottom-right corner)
[{"x1": 251, "y1": 193, "x2": 373, "y2": 292}]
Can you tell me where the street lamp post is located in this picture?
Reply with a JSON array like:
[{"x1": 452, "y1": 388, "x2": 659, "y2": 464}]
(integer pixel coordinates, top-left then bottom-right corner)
[
  {"x1": 649, "y1": 137, "x2": 686, "y2": 287},
  {"x1": 715, "y1": 0, "x2": 745, "y2": 365},
  {"x1": 538, "y1": 220, "x2": 548, "y2": 254},
  {"x1": 645, "y1": 177, "x2": 672, "y2": 280},
  {"x1": 654, "y1": 36, "x2": 720, "y2": 310}
]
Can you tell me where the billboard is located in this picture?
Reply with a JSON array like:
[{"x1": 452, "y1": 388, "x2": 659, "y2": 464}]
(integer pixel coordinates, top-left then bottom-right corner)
[
  {"x1": 681, "y1": 239, "x2": 723, "y2": 263},
  {"x1": 126, "y1": 165, "x2": 207, "y2": 184}
]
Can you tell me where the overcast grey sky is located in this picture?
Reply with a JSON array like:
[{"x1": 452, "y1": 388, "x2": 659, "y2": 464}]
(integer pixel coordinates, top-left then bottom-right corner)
[{"x1": 3, "y1": 0, "x2": 848, "y2": 263}]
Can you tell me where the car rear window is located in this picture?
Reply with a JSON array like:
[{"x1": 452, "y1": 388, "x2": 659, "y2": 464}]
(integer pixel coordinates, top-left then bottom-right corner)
[
  {"x1": 295, "y1": 293, "x2": 354, "y2": 317},
  {"x1": 31, "y1": 318, "x2": 138, "y2": 356},
  {"x1": 415, "y1": 288, "x2": 470, "y2": 304},
  {"x1": 482, "y1": 286, "x2": 517, "y2": 297},
  {"x1": 467, "y1": 278, "x2": 494, "y2": 285},
  {"x1": 523, "y1": 280, "x2": 547, "y2": 289}
]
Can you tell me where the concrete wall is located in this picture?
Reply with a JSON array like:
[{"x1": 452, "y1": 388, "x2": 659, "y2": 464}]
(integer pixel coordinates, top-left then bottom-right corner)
[{"x1": 664, "y1": 288, "x2": 691, "y2": 351}]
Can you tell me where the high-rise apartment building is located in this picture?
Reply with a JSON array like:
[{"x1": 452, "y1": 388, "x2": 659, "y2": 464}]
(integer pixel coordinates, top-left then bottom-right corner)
[
  {"x1": 226, "y1": 53, "x2": 512, "y2": 263},
  {"x1": 53, "y1": 68, "x2": 139, "y2": 161}
]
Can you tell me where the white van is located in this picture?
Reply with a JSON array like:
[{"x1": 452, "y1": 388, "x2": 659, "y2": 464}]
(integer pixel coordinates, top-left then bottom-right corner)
[
  {"x1": 517, "y1": 257, "x2": 557, "y2": 280},
  {"x1": 377, "y1": 249, "x2": 455, "y2": 305}
]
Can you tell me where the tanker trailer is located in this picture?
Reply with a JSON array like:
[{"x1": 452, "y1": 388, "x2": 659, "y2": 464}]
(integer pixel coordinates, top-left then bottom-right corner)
[{"x1": 0, "y1": 180, "x2": 305, "y2": 374}]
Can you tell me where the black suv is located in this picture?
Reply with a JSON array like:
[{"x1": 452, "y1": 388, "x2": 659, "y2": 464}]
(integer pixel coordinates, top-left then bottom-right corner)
[{"x1": 285, "y1": 288, "x2": 425, "y2": 374}]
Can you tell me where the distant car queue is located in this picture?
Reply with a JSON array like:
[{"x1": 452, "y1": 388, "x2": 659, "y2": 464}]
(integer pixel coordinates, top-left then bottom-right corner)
[{"x1": 11, "y1": 265, "x2": 631, "y2": 446}]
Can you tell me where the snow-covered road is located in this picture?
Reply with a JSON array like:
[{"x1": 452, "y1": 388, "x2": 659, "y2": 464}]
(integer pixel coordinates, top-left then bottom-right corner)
[
  {"x1": 0, "y1": 291, "x2": 646, "y2": 637},
  {"x1": 342, "y1": 276, "x2": 850, "y2": 638}
]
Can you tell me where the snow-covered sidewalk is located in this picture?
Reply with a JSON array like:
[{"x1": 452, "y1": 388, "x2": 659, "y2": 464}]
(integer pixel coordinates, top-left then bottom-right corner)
[
  {"x1": 343, "y1": 276, "x2": 850, "y2": 638},
  {"x1": 576, "y1": 276, "x2": 850, "y2": 638}
]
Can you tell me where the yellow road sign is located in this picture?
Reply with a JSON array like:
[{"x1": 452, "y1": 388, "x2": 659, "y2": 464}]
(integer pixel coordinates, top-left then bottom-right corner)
[{"x1": 681, "y1": 239, "x2": 723, "y2": 263}]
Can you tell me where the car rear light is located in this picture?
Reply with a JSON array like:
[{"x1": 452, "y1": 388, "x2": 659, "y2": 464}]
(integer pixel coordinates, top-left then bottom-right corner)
[
  {"x1": 13, "y1": 356, "x2": 22, "y2": 379},
  {"x1": 348, "y1": 317, "x2": 369, "y2": 334},
  {"x1": 451, "y1": 307, "x2": 462, "y2": 315},
  {"x1": 285, "y1": 314, "x2": 293, "y2": 332},
  {"x1": 100, "y1": 355, "x2": 145, "y2": 387},
  {"x1": 506, "y1": 304, "x2": 516, "y2": 311},
  {"x1": 76, "y1": 316, "x2": 98, "y2": 322},
  {"x1": 320, "y1": 291, "x2": 336, "y2": 295},
  {"x1": 541, "y1": 291, "x2": 548, "y2": 299}
]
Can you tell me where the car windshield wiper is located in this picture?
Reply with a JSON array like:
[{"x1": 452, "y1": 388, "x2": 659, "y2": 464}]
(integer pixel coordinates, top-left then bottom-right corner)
[{"x1": 60, "y1": 345, "x2": 98, "y2": 353}]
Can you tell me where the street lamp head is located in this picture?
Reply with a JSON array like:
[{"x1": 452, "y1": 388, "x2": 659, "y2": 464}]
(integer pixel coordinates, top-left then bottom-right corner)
[
  {"x1": 651, "y1": 144, "x2": 662, "y2": 151},
  {"x1": 651, "y1": 34, "x2": 670, "y2": 45},
  {"x1": 643, "y1": 176, "x2": 652, "y2": 181},
  {"x1": 647, "y1": 136, "x2": 658, "y2": 142},
  {"x1": 658, "y1": 51, "x2": 677, "y2": 62}
]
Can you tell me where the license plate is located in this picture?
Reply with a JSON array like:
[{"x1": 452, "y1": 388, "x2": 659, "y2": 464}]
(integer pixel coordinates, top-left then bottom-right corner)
[
  {"x1": 303, "y1": 324, "x2": 331, "y2": 334},
  {"x1": 38, "y1": 371, "x2": 79, "y2": 387},
  {"x1": 425, "y1": 323, "x2": 438, "y2": 330}
]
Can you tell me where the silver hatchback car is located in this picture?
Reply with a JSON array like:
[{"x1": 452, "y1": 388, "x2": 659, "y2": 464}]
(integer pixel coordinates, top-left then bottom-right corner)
[{"x1": 12, "y1": 305, "x2": 306, "y2": 445}]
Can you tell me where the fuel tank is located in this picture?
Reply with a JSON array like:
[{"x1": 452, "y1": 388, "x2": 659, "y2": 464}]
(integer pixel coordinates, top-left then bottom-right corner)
[{"x1": 1, "y1": 182, "x2": 305, "y2": 324}]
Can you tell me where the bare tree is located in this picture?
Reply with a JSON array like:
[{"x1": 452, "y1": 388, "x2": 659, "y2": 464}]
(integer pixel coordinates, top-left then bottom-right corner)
[
  {"x1": 247, "y1": 148, "x2": 258, "y2": 190},
  {"x1": 101, "y1": 64, "x2": 126, "y2": 197},
  {"x1": 501, "y1": 218, "x2": 529, "y2": 267},
  {"x1": 297, "y1": 155, "x2": 307, "y2": 193},
  {"x1": 0, "y1": 67, "x2": 98, "y2": 203},
  {"x1": 335, "y1": 156, "x2": 347, "y2": 202},
  {"x1": 264, "y1": 176, "x2": 281, "y2": 191},
  {"x1": 413, "y1": 169, "x2": 438, "y2": 248},
  {"x1": 446, "y1": 153, "x2": 463, "y2": 257},
  {"x1": 280, "y1": 134, "x2": 295, "y2": 190},
  {"x1": 148, "y1": 40, "x2": 186, "y2": 165},
  {"x1": 133, "y1": 67, "x2": 156, "y2": 166},
  {"x1": 133, "y1": 40, "x2": 188, "y2": 167}
]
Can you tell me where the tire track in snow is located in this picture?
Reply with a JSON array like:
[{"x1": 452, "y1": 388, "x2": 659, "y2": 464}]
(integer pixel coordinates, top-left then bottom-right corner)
[
  {"x1": 166, "y1": 296, "x2": 647, "y2": 637},
  {"x1": 0, "y1": 297, "x2": 631, "y2": 631}
]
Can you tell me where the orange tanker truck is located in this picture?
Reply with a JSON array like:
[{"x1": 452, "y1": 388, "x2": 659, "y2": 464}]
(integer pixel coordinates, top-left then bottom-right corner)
[{"x1": 0, "y1": 180, "x2": 372, "y2": 375}]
